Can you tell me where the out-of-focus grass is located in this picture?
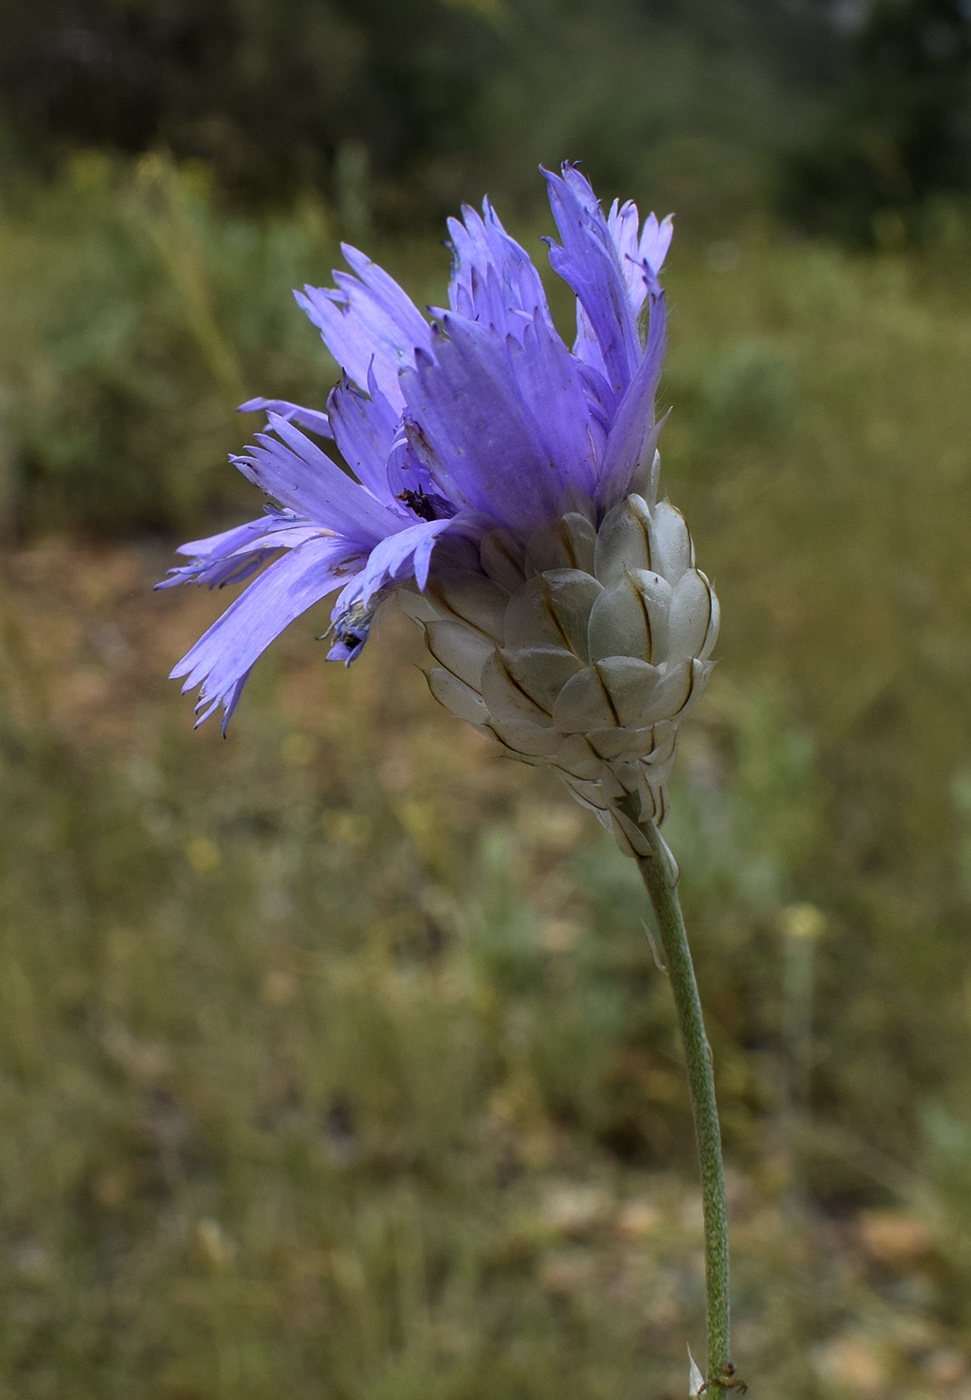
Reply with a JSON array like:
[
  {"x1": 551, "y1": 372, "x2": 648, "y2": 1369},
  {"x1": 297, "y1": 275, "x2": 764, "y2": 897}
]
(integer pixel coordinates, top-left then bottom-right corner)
[
  {"x1": 0, "y1": 152, "x2": 456, "y2": 536},
  {"x1": 1, "y1": 161, "x2": 971, "y2": 1397},
  {"x1": 0, "y1": 153, "x2": 328, "y2": 534}
]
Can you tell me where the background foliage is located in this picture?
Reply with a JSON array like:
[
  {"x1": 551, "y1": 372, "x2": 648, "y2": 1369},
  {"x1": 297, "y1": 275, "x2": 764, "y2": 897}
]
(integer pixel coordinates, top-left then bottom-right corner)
[{"x1": 0, "y1": 0, "x2": 837, "y2": 224}]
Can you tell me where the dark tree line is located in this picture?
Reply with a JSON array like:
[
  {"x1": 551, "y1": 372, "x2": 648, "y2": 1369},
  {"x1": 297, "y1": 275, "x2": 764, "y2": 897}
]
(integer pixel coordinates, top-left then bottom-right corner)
[
  {"x1": 0, "y1": 0, "x2": 968, "y2": 237},
  {"x1": 781, "y1": 0, "x2": 971, "y2": 242},
  {"x1": 0, "y1": 0, "x2": 503, "y2": 221}
]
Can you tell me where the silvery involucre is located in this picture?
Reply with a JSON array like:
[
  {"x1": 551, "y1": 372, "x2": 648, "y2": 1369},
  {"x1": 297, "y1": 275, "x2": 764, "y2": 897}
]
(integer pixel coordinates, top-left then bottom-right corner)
[{"x1": 400, "y1": 457, "x2": 718, "y2": 859}]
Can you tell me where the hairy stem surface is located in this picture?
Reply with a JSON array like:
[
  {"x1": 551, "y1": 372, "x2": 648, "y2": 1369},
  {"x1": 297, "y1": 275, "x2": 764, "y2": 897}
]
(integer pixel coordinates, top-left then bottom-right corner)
[{"x1": 635, "y1": 819, "x2": 734, "y2": 1397}]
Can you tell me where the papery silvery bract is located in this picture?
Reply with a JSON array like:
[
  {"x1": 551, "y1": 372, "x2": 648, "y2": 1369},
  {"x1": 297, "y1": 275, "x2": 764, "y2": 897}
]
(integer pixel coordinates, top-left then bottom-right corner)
[{"x1": 162, "y1": 164, "x2": 718, "y2": 855}]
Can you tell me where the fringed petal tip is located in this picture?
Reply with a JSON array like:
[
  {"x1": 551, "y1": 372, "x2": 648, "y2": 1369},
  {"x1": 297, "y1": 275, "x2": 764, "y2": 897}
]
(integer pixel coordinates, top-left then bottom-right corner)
[
  {"x1": 237, "y1": 397, "x2": 333, "y2": 439},
  {"x1": 187, "y1": 669, "x2": 250, "y2": 738},
  {"x1": 168, "y1": 537, "x2": 361, "y2": 729}
]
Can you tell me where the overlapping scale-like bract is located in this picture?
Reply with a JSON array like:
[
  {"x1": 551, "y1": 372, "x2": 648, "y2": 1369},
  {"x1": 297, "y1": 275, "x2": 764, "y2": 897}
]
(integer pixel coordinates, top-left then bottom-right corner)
[{"x1": 399, "y1": 465, "x2": 719, "y2": 858}]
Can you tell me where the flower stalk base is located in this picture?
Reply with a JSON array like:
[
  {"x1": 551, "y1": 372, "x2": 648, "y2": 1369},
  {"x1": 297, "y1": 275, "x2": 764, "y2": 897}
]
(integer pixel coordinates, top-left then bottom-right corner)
[{"x1": 632, "y1": 812, "x2": 737, "y2": 1398}]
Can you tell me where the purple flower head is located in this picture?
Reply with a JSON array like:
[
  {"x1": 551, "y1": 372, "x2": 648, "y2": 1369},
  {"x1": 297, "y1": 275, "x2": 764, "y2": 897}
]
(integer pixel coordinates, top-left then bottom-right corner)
[{"x1": 162, "y1": 164, "x2": 673, "y2": 732}]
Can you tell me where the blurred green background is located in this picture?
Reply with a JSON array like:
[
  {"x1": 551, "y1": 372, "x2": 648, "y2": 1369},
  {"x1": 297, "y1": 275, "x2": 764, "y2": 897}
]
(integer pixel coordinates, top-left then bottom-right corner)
[{"x1": 2, "y1": 1, "x2": 971, "y2": 1396}]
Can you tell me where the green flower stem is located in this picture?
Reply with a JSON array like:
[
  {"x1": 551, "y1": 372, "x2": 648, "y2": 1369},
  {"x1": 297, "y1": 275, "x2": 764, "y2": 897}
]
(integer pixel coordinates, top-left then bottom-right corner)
[{"x1": 635, "y1": 818, "x2": 734, "y2": 1398}]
